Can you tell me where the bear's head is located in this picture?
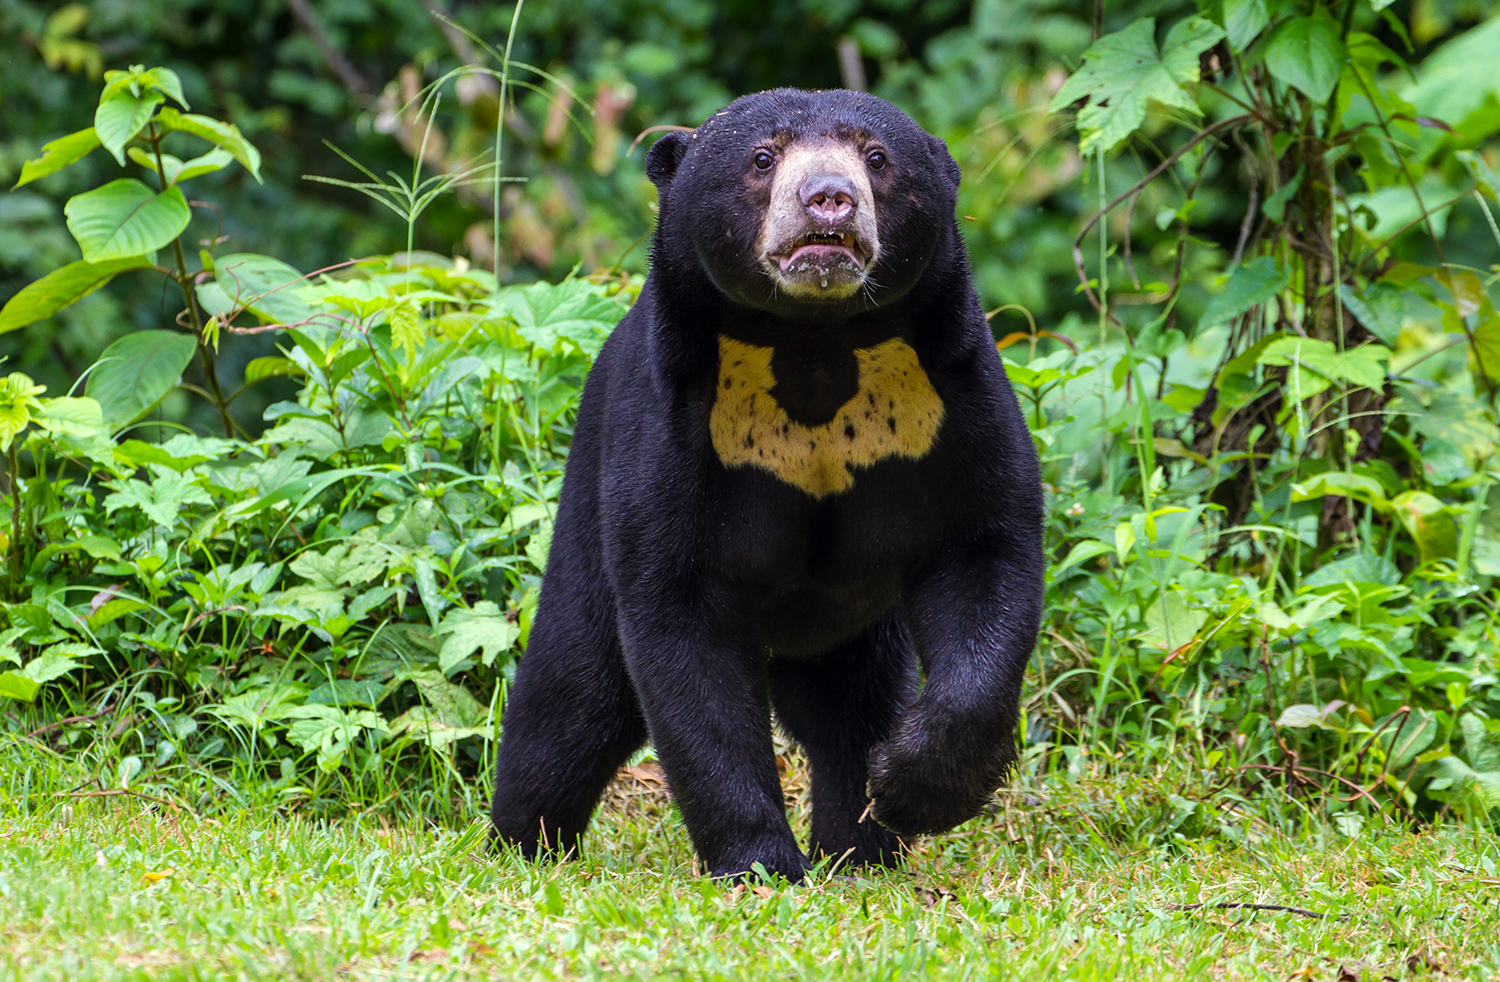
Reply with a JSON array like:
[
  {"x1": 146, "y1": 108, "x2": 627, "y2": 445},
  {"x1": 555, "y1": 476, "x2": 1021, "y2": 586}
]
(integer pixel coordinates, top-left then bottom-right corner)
[{"x1": 646, "y1": 89, "x2": 960, "y2": 318}]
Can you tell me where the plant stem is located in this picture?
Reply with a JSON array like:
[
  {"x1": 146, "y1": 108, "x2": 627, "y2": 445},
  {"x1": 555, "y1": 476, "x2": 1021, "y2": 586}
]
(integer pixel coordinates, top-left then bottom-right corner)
[
  {"x1": 147, "y1": 125, "x2": 235, "y2": 437},
  {"x1": 8, "y1": 444, "x2": 21, "y2": 591}
]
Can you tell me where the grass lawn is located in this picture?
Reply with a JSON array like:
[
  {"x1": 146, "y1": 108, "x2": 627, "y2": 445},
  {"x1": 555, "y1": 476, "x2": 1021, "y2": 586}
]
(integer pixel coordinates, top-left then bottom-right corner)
[{"x1": 2, "y1": 749, "x2": 1497, "y2": 981}]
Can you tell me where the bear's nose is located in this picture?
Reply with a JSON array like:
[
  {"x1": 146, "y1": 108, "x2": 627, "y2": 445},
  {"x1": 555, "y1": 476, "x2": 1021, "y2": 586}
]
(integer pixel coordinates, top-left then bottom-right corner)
[{"x1": 799, "y1": 175, "x2": 857, "y2": 222}]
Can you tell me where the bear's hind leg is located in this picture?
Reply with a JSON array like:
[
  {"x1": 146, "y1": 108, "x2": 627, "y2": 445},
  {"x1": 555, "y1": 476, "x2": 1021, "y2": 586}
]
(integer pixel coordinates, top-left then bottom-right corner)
[
  {"x1": 768, "y1": 612, "x2": 916, "y2": 871},
  {"x1": 490, "y1": 586, "x2": 645, "y2": 860}
]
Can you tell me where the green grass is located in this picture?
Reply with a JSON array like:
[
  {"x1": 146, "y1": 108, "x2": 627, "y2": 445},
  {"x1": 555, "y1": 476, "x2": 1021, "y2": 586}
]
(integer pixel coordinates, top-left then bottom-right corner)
[{"x1": 4, "y1": 746, "x2": 1498, "y2": 981}]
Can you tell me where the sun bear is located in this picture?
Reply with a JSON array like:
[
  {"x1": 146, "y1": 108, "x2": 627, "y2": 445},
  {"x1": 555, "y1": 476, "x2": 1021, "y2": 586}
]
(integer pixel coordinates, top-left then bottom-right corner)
[{"x1": 489, "y1": 88, "x2": 1044, "y2": 881}]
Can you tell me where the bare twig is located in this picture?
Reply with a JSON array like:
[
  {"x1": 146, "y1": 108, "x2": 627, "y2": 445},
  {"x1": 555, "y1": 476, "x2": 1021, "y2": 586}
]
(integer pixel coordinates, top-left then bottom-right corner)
[
  {"x1": 1071, "y1": 115, "x2": 1251, "y2": 322},
  {"x1": 285, "y1": 0, "x2": 371, "y2": 98},
  {"x1": 1165, "y1": 902, "x2": 1336, "y2": 920},
  {"x1": 27, "y1": 701, "x2": 113, "y2": 739}
]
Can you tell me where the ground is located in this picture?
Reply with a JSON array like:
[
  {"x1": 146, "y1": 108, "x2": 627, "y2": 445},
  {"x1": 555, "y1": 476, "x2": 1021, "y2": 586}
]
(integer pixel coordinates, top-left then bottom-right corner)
[{"x1": 2, "y1": 747, "x2": 1496, "y2": 981}]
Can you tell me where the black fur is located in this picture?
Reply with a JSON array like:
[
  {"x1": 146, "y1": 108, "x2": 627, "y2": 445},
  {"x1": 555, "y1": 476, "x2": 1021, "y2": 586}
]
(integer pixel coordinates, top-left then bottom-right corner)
[{"x1": 490, "y1": 89, "x2": 1044, "y2": 881}]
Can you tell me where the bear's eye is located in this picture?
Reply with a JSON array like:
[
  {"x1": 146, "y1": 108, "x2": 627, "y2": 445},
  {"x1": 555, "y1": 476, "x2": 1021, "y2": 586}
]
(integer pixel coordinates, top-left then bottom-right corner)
[
  {"x1": 752, "y1": 150, "x2": 775, "y2": 171},
  {"x1": 866, "y1": 149, "x2": 887, "y2": 170}
]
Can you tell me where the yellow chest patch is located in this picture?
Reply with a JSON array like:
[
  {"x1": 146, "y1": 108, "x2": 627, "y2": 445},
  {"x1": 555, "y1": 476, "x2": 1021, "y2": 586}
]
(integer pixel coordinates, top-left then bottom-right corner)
[{"x1": 710, "y1": 335, "x2": 944, "y2": 498}]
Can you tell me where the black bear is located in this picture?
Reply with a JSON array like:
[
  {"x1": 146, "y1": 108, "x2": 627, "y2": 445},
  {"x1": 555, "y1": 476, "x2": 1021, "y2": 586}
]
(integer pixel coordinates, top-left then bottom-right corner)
[{"x1": 490, "y1": 88, "x2": 1044, "y2": 881}]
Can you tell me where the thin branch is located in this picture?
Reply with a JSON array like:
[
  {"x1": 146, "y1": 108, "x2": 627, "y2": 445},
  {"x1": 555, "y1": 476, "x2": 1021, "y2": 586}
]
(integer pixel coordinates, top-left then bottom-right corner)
[
  {"x1": 285, "y1": 0, "x2": 371, "y2": 98},
  {"x1": 1071, "y1": 115, "x2": 1252, "y2": 322}
]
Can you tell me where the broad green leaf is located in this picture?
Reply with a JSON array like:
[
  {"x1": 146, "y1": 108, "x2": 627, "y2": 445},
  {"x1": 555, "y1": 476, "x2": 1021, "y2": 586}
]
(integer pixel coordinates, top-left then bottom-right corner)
[
  {"x1": 126, "y1": 146, "x2": 234, "y2": 185},
  {"x1": 488, "y1": 278, "x2": 629, "y2": 357},
  {"x1": 0, "y1": 671, "x2": 40, "y2": 701},
  {"x1": 18, "y1": 645, "x2": 96, "y2": 684},
  {"x1": 153, "y1": 108, "x2": 263, "y2": 182},
  {"x1": 403, "y1": 670, "x2": 485, "y2": 728},
  {"x1": 64, "y1": 179, "x2": 191, "y2": 263},
  {"x1": 306, "y1": 679, "x2": 384, "y2": 708},
  {"x1": 1048, "y1": 17, "x2": 1224, "y2": 153},
  {"x1": 14, "y1": 128, "x2": 101, "y2": 188},
  {"x1": 1461, "y1": 714, "x2": 1500, "y2": 772},
  {"x1": 1474, "y1": 313, "x2": 1500, "y2": 378},
  {"x1": 1265, "y1": 14, "x2": 1346, "y2": 103},
  {"x1": 0, "y1": 256, "x2": 153, "y2": 335},
  {"x1": 94, "y1": 90, "x2": 164, "y2": 165},
  {"x1": 1392, "y1": 490, "x2": 1458, "y2": 562},
  {"x1": 437, "y1": 602, "x2": 521, "y2": 675},
  {"x1": 1199, "y1": 256, "x2": 1288, "y2": 329},
  {"x1": 290, "y1": 540, "x2": 389, "y2": 589},
  {"x1": 387, "y1": 705, "x2": 489, "y2": 748},
  {"x1": 1293, "y1": 470, "x2": 1392, "y2": 512},
  {"x1": 33, "y1": 396, "x2": 105, "y2": 438},
  {"x1": 86, "y1": 330, "x2": 197, "y2": 429},
  {"x1": 1380, "y1": 709, "x2": 1437, "y2": 769},
  {"x1": 1336, "y1": 283, "x2": 1403, "y2": 345},
  {"x1": 390, "y1": 300, "x2": 423, "y2": 361},
  {"x1": 1259, "y1": 337, "x2": 1390, "y2": 399},
  {"x1": 1276, "y1": 704, "x2": 1324, "y2": 728},
  {"x1": 1302, "y1": 553, "x2": 1401, "y2": 589},
  {"x1": 1140, "y1": 592, "x2": 1207, "y2": 652},
  {"x1": 1437, "y1": 269, "x2": 1485, "y2": 318},
  {"x1": 1223, "y1": 0, "x2": 1268, "y2": 53},
  {"x1": 139, "y1": 67, "x2": 188, "y2": 109},
  {"x1": 0, "y1": 373, "x2": 46, "y2": 450},
  {"x1": 197, "y1": 254, "x2": 318, "y2": 325},
  {"x1": 244, "y1": 357, "x2": 304, "y2": 383},
  {"x1": 1403, "y1": 18, "x2": 1500, "y2": 135},
  {"x1": 103, "y1": 472, "x2": 213, "y2": 527}
]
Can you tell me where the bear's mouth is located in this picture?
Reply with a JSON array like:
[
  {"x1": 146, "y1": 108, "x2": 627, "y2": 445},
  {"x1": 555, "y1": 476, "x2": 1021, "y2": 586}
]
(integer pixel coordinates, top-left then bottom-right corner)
[{"x1": 770, "y1": 232, "x2": 867, "y2": 272}]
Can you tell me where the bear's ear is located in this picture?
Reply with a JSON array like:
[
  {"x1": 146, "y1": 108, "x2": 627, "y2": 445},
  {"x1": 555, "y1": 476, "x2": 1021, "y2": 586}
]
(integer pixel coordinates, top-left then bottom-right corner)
[
  {"x1": 646, "y1": 131, "x2": 691, "y2": 187},
  {"x1": 928, "y1": 134, "x2": 961, "y2": 190}
]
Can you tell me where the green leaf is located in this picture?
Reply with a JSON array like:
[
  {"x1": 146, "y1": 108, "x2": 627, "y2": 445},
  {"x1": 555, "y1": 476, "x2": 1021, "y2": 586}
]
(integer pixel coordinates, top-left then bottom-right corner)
[
  {"x1": 244, "y1": 357, "x2": 304, "y2": 384},
  {"x1": 1473, "y1": 313, "x2": 1500, "y2": 379},
  {"x1": 0, "y1": 256, "x2": 153, "y2": 335},
  {"x1": 1199, "y1": 256, "x2": 1288, "y2": 329},
  {"x1": 1223, "y1": 0, "x2": 1268, "y2": 53},
  {"x1": 1293, "y1": 471, "x2": 1392, "y2": 513},
  {"x1": 488, "y1": 278, "x2": 629, "y2": 357},
  {"x1": 18, "y1": 644, "x2": 96, "y2": 683},
  {"x1": 196, "y1": 253, "x2": 318, "y2": 325},
  {"x1": 1302, "y1": 553, "x2": 1401, "y2": 588},
  {"x1": 0, "y1": 671, "x2": 40, "y2": 702},
  {"x1": 94, "y1": 90, "x2": 164, "y2": 166},
  {"x1": 403, "y1": 670, "x2": 485, "y2": 728},
  {"x1": 1048, "y1": 16, "x2": 1224, "y2": 154},
  {"x1": 1259, "y1": 337, "x2": 1391, "y2": 402},
  {"x1": 1275, "y1": 704, "x2": 1324, "y2": 728},
  {"x1": 1403, "y1": 18, "x2": 1500, "y2": 135},
  {"x1": 437, "y1": 602, "x2": 521, "y2": 675},
  {"x1": 139, "y1": 67, "x2": 188, "y2": 109},
  {"x1": 33, "y1": 397, "x2": 105, "y2": 438},
  {"x1": 103, "y1": 472, "x2": 213, "y2": 527},
  {"x1": 1336, "y1": 283, "x2": 1403, "y2": 345},
  {"x1": 1139, "y1": 592, "x2": 1207, "y2": 652},
  {"x1": 153, "y1": 107, "x2": 263, "y2": 182},
  {"x1": 14, "y1": 128, "x2": 101, "y2": 188},
  {"x1": 1392, "y1": 490, "x2": 1458, "y2": 562},
  {"x1": 86, "y1": 330, "x2": 198, "y2": 430},
  {"x1": 64, "y1": 179, "x2": 191, "y2": 263},
  {"x1": 126, "y1": 146, "x2": 234, "y2": 185},
  {"x1": 390, "y1": 299, "x2": 423, "y2": 362},
  {"x1": 1265, "y1": 13, "x2": 1346, "y2": 103}
]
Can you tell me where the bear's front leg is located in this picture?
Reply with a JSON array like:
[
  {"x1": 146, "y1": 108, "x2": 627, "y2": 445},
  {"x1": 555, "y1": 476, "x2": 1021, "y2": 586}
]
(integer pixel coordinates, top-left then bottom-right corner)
[
  {"x1": 616, "y1": 578, "x2": 810, "y2": 882},
  {"x1": 867, "y1": 533, "x2": 1043, "y2": 837}
]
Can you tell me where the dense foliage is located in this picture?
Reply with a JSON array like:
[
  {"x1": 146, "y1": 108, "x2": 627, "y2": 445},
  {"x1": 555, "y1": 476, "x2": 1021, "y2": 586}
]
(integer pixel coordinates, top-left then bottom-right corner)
[{"x1": 2, "y1": 0, "x2": 1500, "y2": 838}]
